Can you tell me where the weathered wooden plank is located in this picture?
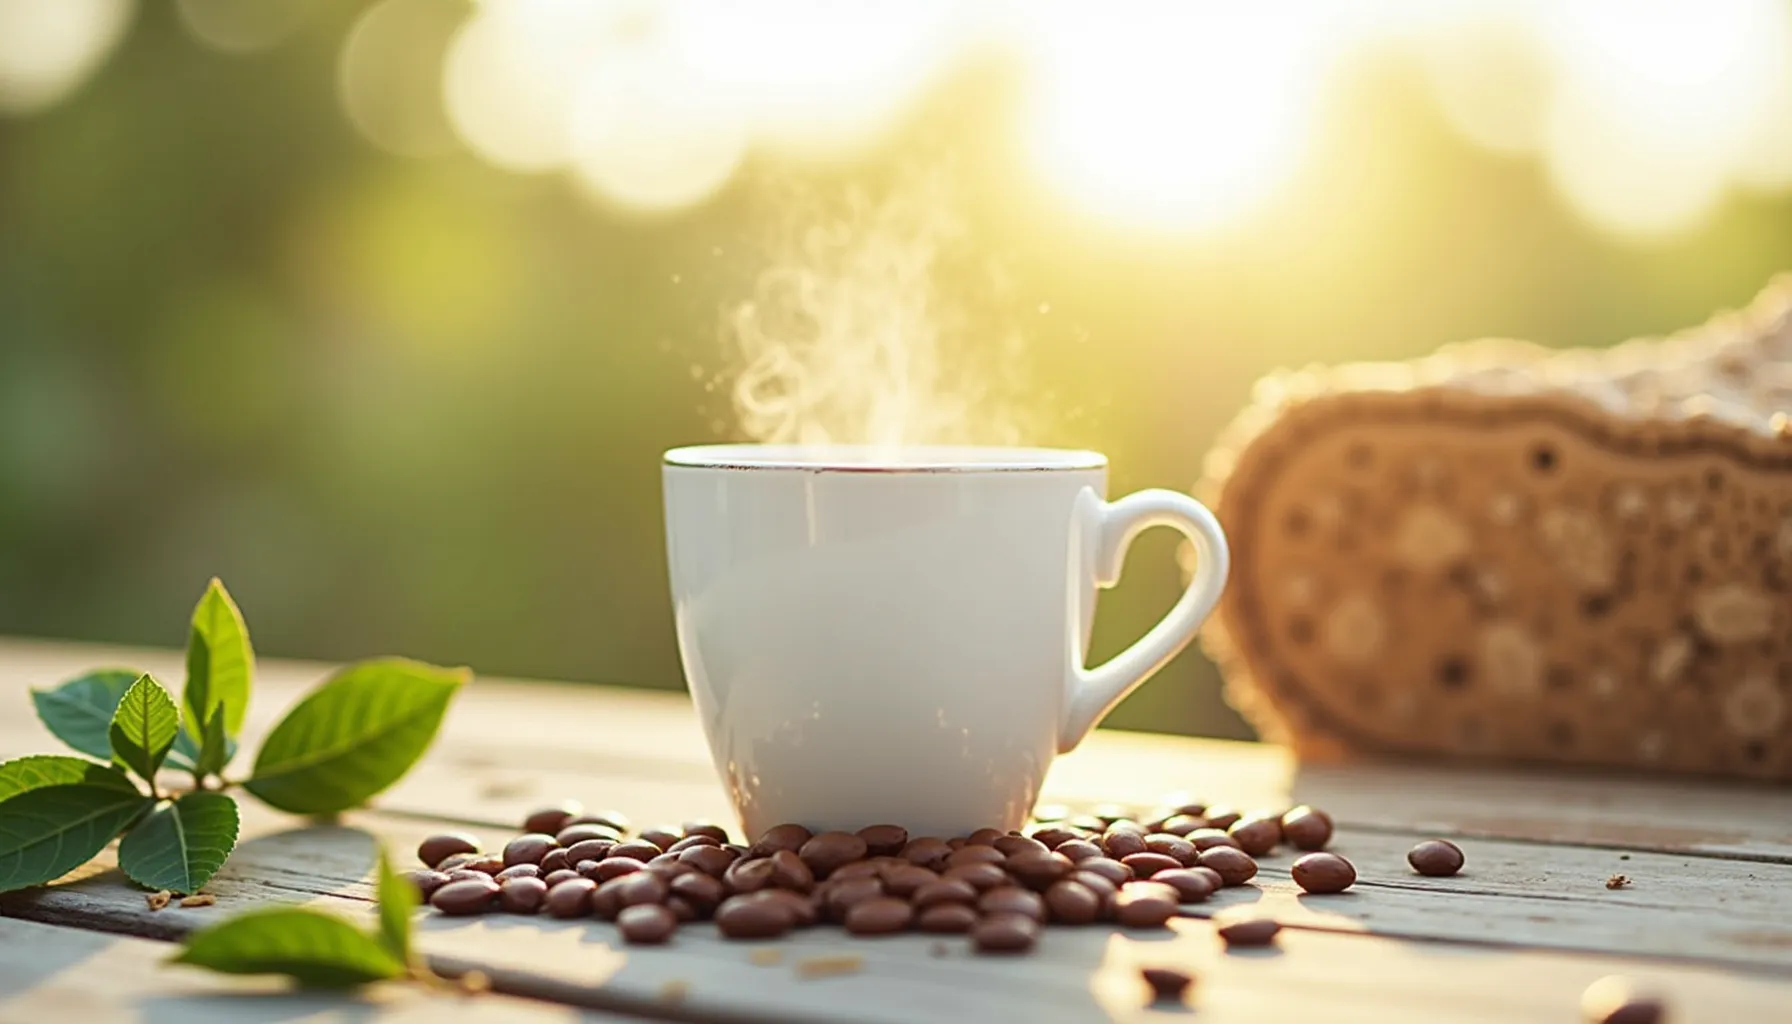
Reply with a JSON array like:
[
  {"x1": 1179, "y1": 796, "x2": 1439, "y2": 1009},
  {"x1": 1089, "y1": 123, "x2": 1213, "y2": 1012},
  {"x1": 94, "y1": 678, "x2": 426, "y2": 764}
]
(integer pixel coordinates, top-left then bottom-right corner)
[
  {"x1": 4, "y1": 637, "x2": 1788, "y2": 859},
  {"x1": 0, "y1": 916, "x2": 627, "y2": 1022}
]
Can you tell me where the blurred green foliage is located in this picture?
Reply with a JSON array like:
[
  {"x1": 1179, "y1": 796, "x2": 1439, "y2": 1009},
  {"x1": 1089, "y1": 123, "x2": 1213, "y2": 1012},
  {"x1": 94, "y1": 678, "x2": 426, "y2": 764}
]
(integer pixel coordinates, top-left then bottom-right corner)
[{"x1": 3, "y1": 2, "x2": 1791, "y2": 741}]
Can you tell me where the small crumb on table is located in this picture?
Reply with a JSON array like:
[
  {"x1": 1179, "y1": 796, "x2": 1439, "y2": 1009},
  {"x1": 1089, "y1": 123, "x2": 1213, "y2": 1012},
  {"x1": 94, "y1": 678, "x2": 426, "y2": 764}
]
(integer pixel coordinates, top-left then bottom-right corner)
[
  {"x1": 796, "y1": 954, "x2": 865, "y2": 980},
  {"x1": 749, "y1": 949, "x2": 783, "y2": 967},
  {"x1": 179, "y1": 893, "x2": 216, "y2": 908},
  {"x1": 1605, "y1": 874, "x2": 1631, "y2": 890},
  {"x1": 146, "y1": 890, "x2": 172, "y2": 911},
  {"x1": 658, "y1": 980, "x2": 689, "y2": 1004}
]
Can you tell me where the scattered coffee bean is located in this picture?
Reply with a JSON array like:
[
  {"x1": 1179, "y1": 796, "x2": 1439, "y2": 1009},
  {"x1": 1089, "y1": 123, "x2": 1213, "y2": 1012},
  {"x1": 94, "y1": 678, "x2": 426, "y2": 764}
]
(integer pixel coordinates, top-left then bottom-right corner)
[
  {"x1": 1216, "y1": 916, "x2": 1281, "y2": 947},
  {"x1": 1027, "y1": 825, "x2": 1081, "y2": 850},
  {"x1": 665, "y1": 896, "x2": 698, "y2": 923},
  {"x1": 590, "y1": 880, "x2": 621, "y2": 921},
  {"x1": 681, "y1": 821, "x2": 730, "y2": 844},
  {"x1": 645, "y1": 855, "x2": 694, "y2": 880},
  {"x1": 1291, "y1": 852, "x2": 1355, "y2": 894},
  {"x1": 567, "y1": 810, "x2": 631, "y2": 833},
  {"x1": 1054, "y1": 839, "x2": 1103, "y2": 862},
  {"x1": 1121, "y1": 852, "x2": 1182, "y2": 878},
  {"x1": 978, "y1": 886, "x2": 1047, "y2": 923},
  {"x1": 431, "y1": 878, "x2": 499, "y2": 916},
  {"x1": 1093, "y1": 803, "x2": 1133, "y2": 824},
  {"x1": 435, "y1": 852, "x2": 481, "y2": 873},
  {"x1": 800, "y1": 832, "x2": 870, "y2": 877},
  {"x1": 972, "y1": 912, "x2": 1040, "y2": 953},
  {"x1": 545, "y1": 878, "x2": 597, "y2": 918},
  {"x1": 1007, "y1": 851, "x2": 1074, "y2": 890},
  {"x1": 1228, "y1": 816, "x2": 1282, "y2": 856},
  {"x1": 1580, "y1": 976, "x2": 1666, "y2": 1024},
  {"x1": 965, "y1": 827, "x2": 1006, "y2": 847},
  {"x1": 544, "y1": 869, "x2": 582, "y2": 887},
  {"x1": 495, "y1": 863, "x2": 541, "y2": 882},
  {"x1": 857, "y1": 824, "x2": 909, "y2": 856},
  {"x1": 539, "y1": 849, "x2": 573, "y2": 874},
  {"x1": 563, "y1": 839, "x2": 613, "y2": 866},
  {"x1": 946, "y1": 845, "x2": 1006, "y2": 869},
  {"x1": 845, "y1": 897, "x2": 913, "y2": 935},
  {"x1": 1114, "y1": 881, "x2": 1179, "y2": 928},
  {"x1": 912, "y1": 877, "x2": 978, "y2": 908},
  {"x1": 1408, "y1": 839, "x2": 1465, "y2": 877},
  {"x1": 901, "y1": 837, "x2": 954, "y2": 870},
  {"x1": 1077, "y1": 857, "x2": 1133, "y2": 886},
  {"x1": 723, "y1": 856, "x2": 776, "y2": 894},
  {"x1": 1197, "y1": 846, "x2": 1259, "y2": 886},
  {"x1": 522, "y1": 802, "x2": 581, "y2": 836},
  {"x1": 612, "y1": 872, "x2": 669, "y2": 908},
  {"x1": 1157, "y1": 814, "x2": 1207, "y2": 837},
  {"x1": 944, "y1": 862, "x2": 1007, "y2": 891},
  {"x1": 882, "y1": 865, "x2": 938, "y2": 897},
  {"x1": 680, "y1": 845, "x2": 738, "y2": 877},
  {"x1": 556, "y1": 823, "x2": 623, "y2": 847},
  {"x1": 503, "y1": 834, "x2": 558, "y2": 867},
  {"x1": 1280, "y1": 806, "x2": 1332, "y2": 851},
  {"x1": 1101, "y1": 830, "x2": 1148, "y2": 860},
  {"x1": 498, "y1": 876, "x2": 548, "y2": 914},
  {"x1": 831, "y1": 860, "x2": 881, "y2": 881},
  {"x1": 824, "y1": 876, "x2": 886, "y2": 919},
  {"x1": 1202, "y1": 807, "x2": 1242, "y2": 831},
  {"x1": 618, "y1": 903, "x2": 678, "y2": 944},
  {"x1": 1186, "y1": 829, "x2": 1241, "y2": 853},
  {"x1": 418, "y1": 833, "x2": 481, "y2": 869},
  {"x1": 1070, "y1": 870, "x2": 1119, "y2": 902},
  {"x1": 994, "y1": 834, "x2": 1048, "y2": 858},
  {"x1": 605, "y1": 839, "x2": 659, "y2": 862},
  {"x1": 1141, "y1": 966, "x2": 1194, "y2": 1002},
  {"x1": 465, "y1": 855, "x2": 506, "y2": 875},
  {"x1": 405, "y1": 869, "x2": 450, "y2": 900},
  {"x1": 1043, "y1": 879, "x2": 1102, "y2": 924},
  {"x1": 638, "y1": 827, "x2": 681, "y2": 851},
  {"x1": 750, "y1": 823, "x2": 812, "y2": 857},
  {"x1": 715, "y1": 894, "x2": 792, "y2": 939},
  {"x1": 447, "y1": 869, "x2": 495, "y2": 884},
  {"x1": 591, "y1": 857, "x2": 646, "y2": 881},
  {"x1": 916, "y1": 903, "x2": 979, "y2": 933},
  {"x1": 1152, "y1": 868, "x2": 1217, "y2": 903},
  {"x1": 669, "y1": 871, "x2": 725, "y2": 912},
  {"x1": 1066, "y1": 814, "x2": 1110, "y2": 833},
  {"x1": 1189, "y1": 865, "x2": 1225, "y2": 892},
  {"x1": 665, "y1": 834, "x2": 720, "y2": 855},
  {"x1": 758, "y1": 888, "x2": 817, "y2": 928},
  {"x1": 1144, "y1": 833, "x2": 1200, "y2": 866}
]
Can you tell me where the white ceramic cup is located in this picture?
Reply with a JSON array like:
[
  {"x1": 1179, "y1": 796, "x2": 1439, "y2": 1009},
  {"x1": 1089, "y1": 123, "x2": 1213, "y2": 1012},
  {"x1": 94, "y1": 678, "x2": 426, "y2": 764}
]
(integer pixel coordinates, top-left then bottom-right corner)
[{"x1": 662, "y1": 444, "x2": 1229, "y2": 839}]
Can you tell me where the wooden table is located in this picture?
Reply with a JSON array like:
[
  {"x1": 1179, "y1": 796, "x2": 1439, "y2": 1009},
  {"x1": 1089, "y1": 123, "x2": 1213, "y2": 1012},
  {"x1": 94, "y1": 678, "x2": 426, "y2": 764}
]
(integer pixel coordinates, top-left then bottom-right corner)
[{"x1": 1, "y1": 637, "x2": 1789, "y2": 1022}]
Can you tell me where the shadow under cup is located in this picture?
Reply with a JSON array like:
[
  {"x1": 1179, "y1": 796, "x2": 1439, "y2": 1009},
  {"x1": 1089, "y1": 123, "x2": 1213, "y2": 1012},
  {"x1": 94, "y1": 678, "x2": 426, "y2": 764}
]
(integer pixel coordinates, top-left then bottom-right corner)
[{"x1": 663, "y1": 444, "x2": 1112, "y2": 840}]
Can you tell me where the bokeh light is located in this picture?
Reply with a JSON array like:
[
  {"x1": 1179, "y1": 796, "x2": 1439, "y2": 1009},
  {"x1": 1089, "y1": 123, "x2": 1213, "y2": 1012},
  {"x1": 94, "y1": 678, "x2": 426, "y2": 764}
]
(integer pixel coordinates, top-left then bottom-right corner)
[
  {"x1": 339, "y1": 0, "x2": 462, "y2": 158},
  {"x1": 175, "y1": 0, "x2": 310, "y2": 54},
  {"x1": 0, "y1": 0, "x2": 134, "y2": 115}
]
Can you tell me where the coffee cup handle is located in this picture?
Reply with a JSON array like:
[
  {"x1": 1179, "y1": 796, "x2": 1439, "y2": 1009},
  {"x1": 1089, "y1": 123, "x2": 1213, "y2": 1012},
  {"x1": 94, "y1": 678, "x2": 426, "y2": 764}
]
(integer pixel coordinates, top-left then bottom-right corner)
[{"x1": 1059, "y1": 488, "x2": 1230, "y2": 753}]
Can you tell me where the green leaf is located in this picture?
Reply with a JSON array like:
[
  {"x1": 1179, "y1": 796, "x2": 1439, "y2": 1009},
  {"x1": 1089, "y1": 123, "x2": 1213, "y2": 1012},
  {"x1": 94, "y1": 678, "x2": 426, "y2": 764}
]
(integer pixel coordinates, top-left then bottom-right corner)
[
  {"x1": 185, "y1": 578, "x2": 254, "y2": 739},
  {"x1": 0, "y1": 768, "x2": 150, "y2": 892},
  {"x1": 244, "y1": 659, "x2": 466, "y2": 815},
  {"x1": 374, "y1": 846, "x2": 414, "y2": 962},
  {"x1": 170, "y1": 907, "x2": 406, "y2": 988},
  {"x1": 108, "y1": 675, "x2": 180, "y2": 785},
  {"x1": 0, "y1": 755, "x2": 127, "y2": 803},
  {"x1": 171, "y1": 724, "x2": 238, "y2": 779},
  {"x1": 117, "y1": 791, "x2": 239, "y2": 895},
  {"x1": 194, "y1": 707, "x2": 231, "y2": 779},
  {"x1": 30, "y1": 669, "x2": 143, "y2": 762}
]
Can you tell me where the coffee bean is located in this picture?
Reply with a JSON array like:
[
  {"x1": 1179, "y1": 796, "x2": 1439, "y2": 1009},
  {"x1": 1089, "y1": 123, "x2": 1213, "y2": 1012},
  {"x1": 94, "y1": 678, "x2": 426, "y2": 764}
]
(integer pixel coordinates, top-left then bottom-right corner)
[
  {"x1": 1070, "y1": 870, "x2": 1119, "y2": 902},
  {"x1": 971, "y1": 912, "x2": 1041, "y2": 953},
  {"x1": 916, "y1": 903, "x2": 979, "y2": 933},
  {"x1": 562, "y1": 839, "x2": 614, "y2": 866},
  {"x1": 799, "y1": 831, "x2": 869, "y2": 877},
  {"x1": 681, "y1": 821, "x2": 730, "y2": 844},
  {"x1": 1581, "y1": 976, "x2": 1666, "y2": 1024},
  {"x1": 750, "y1": 823, "x2": 813, "y2": 858},
  {"x1": 994, "y1": 834, "x2": 1048, "y2": 858},
  {"x1": 901, "y1": 837, "x2": 954, "y2": 870},
  {"x1": 1043, "y1": 879, "x2": 1102, "y2": 924},
  {"x1": 1280, "y1": 806, "x2": 1333, "y2": 851},
  {"x1": 556, "y1": 823, "x2": 623, "y2": 847},
  {"x1": 1290, "y1": 852, "x2": 1355, "y2": 894},
  {"x1": 618, "y1": 903, "x2": 678, "y2": 944},
  {"x1": 912, "y1": 877, "x2": 978, "y2": 908},
  {"x1": 1144, "y1": 833, "x2": 1199, "y2": 866},
  {"x1": 845, "y1": 897, "x2": 913, "y2": 935},
  {"x1": 431, "y1": 878, "x2": 498, "y2": 915},
  {"x1": 1407, "y1": 839, "x2": 1465, "y2": 877},
  {"x1": 856, "y1": 824, "x2": 909, "y2": 856},
  {"x1": 590, "y1": 881, "x2": 621, "y2": 921},
  {"x1": 418, "y1": 833, "x2": 480, "y2": 869},
  {"x1": 1152, "y1": 868, "x2": 1217, "y2": 903},
  {"x1": 943, "y1": 862, "x2": 1007, "y2": 891},
  {"x1": 665, "y1": 834, "x2": 721, "y2": 854},
  {"x1": 1197, "y1": 846, "x2": 1259, "y2": 886},
  {"x1": 830, "y1": 860, "x2": 881, "y2": 881},
  {"x1": 464, "y1": 855, "x2": 505, "y2": 875},
  {"x1": 1093, "y1": 803, "x2": 1133, "y2": 825},
  {"x1": 498, "y1": 876, "x2": 548, "y2": 914},
  {"x1": 435, "y1": 852, "x2": 480, "y2": 873},
  {"x1": 405, "y1": 869, "x2": 450, "y2": 900},
  {"x1": 645, "y1": 855, "x2": 694, "y2": 880},
  {"x1": 495, "y1": 863, "x2": 541, "y2": 882},
  {"x1": 978, "y1": 886, "x2": 1046, "y2": 923},
  {"x1": 638, "y1": 827, "x2": 681, "y2": 851},
  {"x1": 665, "y1": 896, "x2": 698, "y2": 923},
  {"x1": 1186, "y1": 829, "x2": 1241, "y2": 853},
  {"x1": 882, "y1": 865, "x2": 938, "y2": 897},
  {"x1": 1141, "y1": 966, "x2": 1194, "y2": 1002},
  {"x1": 757, "y1": 888, "x2": 818, "y2": 928},
  {"x1": 1054, "y1": 839, "x2": 1103, "y2": 862},
  {"x1": 1227, "y1": 817, "x2": 1280, "y2": 858},
  {"x1": 946, "y1": 845, "x2": 1006, "y2": 869},
  {"x1": 680, "y1": 845, "x2": 738, "y2": 877},
  {"x1": 965, "y1": 827, "x2": 1005, "y2": 846},
  {"x1": 545, "y1": 878, "x2": 597, "y2": 918},
  {"x1": 1066, "y1": 815, "x2": 1109, "y2": 833},
  {"x1": 566, "y1": 810, "x2": 631, "y2": 833},
  {"x1": 590, "y1": 857, "x2": 645, "y2": 881},
  {"x1": 753, "y1": 848, "x2": 810, "y2": 892},
  {"x1": 611, "y1": 872, "x2": 669, "y2": 907},
  {"x1": 608, "y1": 840, "x2": 662, "y2": 862},
  {"x1": 669, "y1": 871, "x2": 725, "y2": 912},
  {"x1": 1077, "y1": 857, "x2": 1133, "y2": 886},
  {"x1": 539, "y1": 848, "x2": 575, "y2": 874},
  {"x1": 1216, "y1": 916, "x2": 1281, "y2": 947},
  {"x1": 725, "y1": 857, "x2": 777, "y2": 894},
  {"x1": 446, "y1": 869, "x2": 494, "y2": 884},
  {"x1": 1201, "y1": 807, "x2": 1242, "y2": 831},
  {"x1": 1006, "y1": 850, "x2": 1074, "y2": 890},
  {"x1": 544, "y1": 869, "x2": 582, "y2": 887},
  {"x1": 1101, "y1": 830, "x2": 1148, "y2": 859},
  {"x1": 503, "y1": 833, "x2": 558, "y2": 867},
  {"x1": 1157, "y1": 814, "x2": 1207, "y2": 837},
  {"x1": 522, "y1": 802, "x2": 581, "y2": 836},
  {"x1": 1114, "y1": 881, "x2": 1179, "y2": 928},
  {"x1": 824, "y1": 876, "x2": 885, "y2": 919},
  {"x1": 1026, "y1": 825, "x2": 1082, "y2": 850},
  {"x1": 715, "y1": 894, "x2": 792, "y2": 939},
  {"x1": 1121, "y1": 852, "x2": 1182, "y2": 878}
]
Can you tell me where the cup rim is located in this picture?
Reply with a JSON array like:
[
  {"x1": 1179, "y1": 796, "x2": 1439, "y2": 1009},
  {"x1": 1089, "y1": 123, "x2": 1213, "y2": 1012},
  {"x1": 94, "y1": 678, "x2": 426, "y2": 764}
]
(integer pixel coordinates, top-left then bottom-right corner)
[{"x1": 663, "y1": 444, "x2": 1107, "y2": 473}]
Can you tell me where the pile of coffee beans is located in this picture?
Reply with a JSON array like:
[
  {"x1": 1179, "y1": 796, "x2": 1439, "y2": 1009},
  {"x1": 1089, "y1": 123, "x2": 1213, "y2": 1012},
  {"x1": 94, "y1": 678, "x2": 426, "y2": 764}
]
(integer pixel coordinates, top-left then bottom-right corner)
[{"x1": 408, "y1": 799, "x2": 1465, "y2": 958}]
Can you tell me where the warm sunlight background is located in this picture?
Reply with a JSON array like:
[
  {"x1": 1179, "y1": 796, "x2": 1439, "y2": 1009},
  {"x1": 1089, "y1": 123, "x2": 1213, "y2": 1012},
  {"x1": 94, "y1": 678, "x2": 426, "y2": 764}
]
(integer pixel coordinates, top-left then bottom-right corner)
[{"x1": 3, "y1": 0, "x2": 1791, "y2": 740}]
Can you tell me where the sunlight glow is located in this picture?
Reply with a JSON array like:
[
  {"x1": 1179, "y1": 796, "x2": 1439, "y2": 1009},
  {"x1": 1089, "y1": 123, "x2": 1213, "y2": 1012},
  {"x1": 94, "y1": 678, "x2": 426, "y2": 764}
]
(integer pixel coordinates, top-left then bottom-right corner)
[
  {"x1": 339, "y1": 0, "x2": 461, "y2": 158},
  {"x1": 0, "y1": 0, "x2": 134, "y2": 115},
  {"x1": 175, "y1": 0, "x2": 308, "y2": 54}
]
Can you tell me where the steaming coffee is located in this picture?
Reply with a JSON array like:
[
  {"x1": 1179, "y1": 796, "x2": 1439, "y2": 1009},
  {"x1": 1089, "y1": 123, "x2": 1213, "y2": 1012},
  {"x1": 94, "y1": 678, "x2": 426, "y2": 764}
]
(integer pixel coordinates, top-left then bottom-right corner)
[{"x1": 662, "y1": 444, "x2": 1229, "y2": 839}]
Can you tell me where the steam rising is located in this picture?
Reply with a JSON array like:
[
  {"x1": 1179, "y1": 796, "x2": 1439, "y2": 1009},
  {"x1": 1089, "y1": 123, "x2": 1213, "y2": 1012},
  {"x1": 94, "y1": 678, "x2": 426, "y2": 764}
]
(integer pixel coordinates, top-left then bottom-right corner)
[{"x1": 726, "y1": 173, "x2": 1031, "y2": 449}]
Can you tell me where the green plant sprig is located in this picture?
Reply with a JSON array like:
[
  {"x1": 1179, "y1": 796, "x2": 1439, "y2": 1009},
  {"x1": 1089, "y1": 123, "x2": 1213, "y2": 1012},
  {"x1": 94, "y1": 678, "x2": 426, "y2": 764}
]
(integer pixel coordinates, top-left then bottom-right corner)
[{"x1": 0, "y1": 578, "x2": 468, "y2": 896}]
